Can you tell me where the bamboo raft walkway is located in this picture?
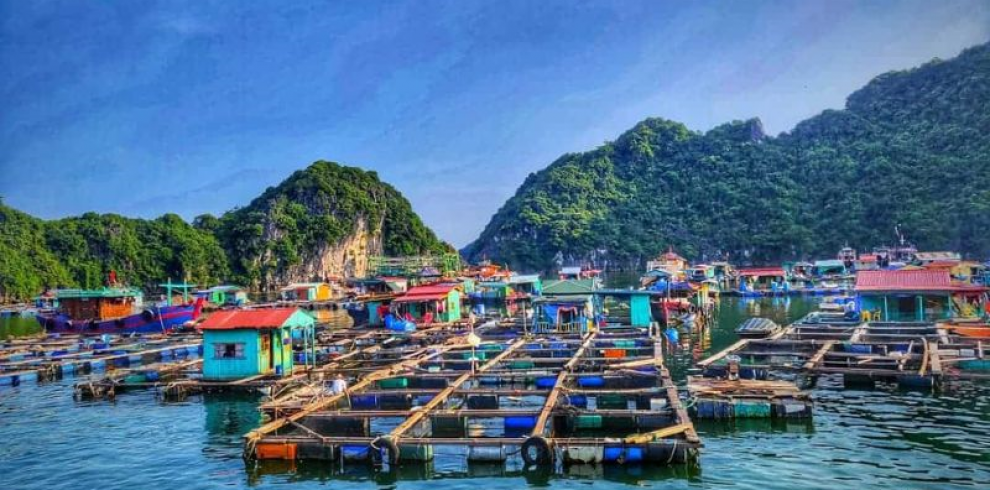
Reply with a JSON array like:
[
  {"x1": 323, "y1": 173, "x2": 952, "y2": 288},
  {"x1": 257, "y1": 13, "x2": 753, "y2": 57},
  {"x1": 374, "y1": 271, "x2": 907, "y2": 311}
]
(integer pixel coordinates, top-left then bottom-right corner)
[
  {"x1": 695, "y1": 314, "x2": 990, "y2": 387},
  {"x1": 243, "y1": 325, "x2": 701, "y2": 469}
]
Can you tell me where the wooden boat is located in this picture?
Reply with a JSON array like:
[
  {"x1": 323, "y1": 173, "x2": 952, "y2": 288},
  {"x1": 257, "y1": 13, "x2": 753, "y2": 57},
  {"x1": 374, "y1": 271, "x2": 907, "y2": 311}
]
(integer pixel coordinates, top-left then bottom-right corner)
[
  {"x1": 36, "y1": 287, "x2": 204, "y2": 334},
  {"x1": 735, "y1": 317, "x2": 782, "y2": 338},
  {"x1": 943, "y1": 325, "x2": 990, "y2": 339}
]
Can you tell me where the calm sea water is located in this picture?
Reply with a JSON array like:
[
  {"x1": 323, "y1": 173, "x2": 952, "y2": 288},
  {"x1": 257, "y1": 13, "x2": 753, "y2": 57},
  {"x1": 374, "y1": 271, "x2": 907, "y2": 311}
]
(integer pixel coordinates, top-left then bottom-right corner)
[{"x1": 1, "y1": 296, "x2": 988, "y2": 489}]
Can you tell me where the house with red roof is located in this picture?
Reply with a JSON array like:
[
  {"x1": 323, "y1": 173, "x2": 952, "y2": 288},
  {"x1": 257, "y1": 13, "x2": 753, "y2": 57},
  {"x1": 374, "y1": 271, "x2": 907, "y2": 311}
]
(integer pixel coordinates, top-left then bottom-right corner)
[
  {"x1": 855, "y1": 270, "x2": 987, "y2": 322},
  {"x1": 391, "y1": 283, "x2": 462, "y2": 323},
  {"x1": 199, "y1": 308, "x2": 315, "y2": 380}
]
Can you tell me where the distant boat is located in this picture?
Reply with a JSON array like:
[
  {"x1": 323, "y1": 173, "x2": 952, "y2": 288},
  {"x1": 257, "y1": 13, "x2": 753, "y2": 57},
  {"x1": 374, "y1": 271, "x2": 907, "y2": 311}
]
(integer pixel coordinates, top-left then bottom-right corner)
[
  {"x1": 735, "y1": 317, "x2": 782, "y2": 338},
  {"x1": 36, "y1": 287, "x2": 204, "y2": 334}
]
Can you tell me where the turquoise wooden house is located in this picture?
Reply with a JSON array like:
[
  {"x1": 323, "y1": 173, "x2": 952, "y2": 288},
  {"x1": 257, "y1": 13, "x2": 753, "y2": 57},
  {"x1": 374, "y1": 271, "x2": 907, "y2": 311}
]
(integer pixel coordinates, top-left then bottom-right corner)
[
  {"x1": 392, "y1": 283, "x2": 462, "y2": 323},
  {"x1": 855, "y1": 270, "x2": 984, "y2": 322},
  {"x1": 199, "y1": 308, "x2": 315, "y2": 380}
]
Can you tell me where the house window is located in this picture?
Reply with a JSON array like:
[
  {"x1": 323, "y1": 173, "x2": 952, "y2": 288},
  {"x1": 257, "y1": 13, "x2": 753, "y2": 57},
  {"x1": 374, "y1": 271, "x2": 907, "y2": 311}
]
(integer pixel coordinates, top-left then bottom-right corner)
[{"x1": 214, "y1": 342, "x2": 245, "y2": 359}]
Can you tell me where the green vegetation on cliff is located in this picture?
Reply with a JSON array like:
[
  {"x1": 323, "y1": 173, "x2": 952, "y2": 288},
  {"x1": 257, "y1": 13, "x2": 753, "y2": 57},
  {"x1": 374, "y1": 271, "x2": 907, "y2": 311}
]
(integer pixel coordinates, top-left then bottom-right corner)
[
  {"x1": 214, "y1": 161, "x2": 450, "y2": 285},
  {"x1": 0, "y1": 162, "x2": 449, "y2": 301},
  {"x1": 464, "y1": 42, "x2": 990, "y2": 270}
]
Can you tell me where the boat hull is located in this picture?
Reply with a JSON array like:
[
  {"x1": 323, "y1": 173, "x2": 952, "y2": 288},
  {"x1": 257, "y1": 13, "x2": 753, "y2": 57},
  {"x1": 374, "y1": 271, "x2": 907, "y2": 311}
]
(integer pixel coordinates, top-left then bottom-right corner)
[
  {"x1": 946, "y1": 326, "x2": 990, "y2": 339},
  {"x1": 36, "y1": 304, "x2": 198, "y2": 334}
]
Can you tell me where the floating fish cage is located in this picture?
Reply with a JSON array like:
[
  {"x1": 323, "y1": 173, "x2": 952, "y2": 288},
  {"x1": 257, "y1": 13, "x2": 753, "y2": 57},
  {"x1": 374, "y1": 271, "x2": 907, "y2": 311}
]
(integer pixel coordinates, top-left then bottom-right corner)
[
  {"x1": 0, "y1": 332, "x2": 203, "y2": 388},
  {"x1": 687, "y1": 377, "x2": 812, "y2": 419},
  {"x1": 245, "y1": 326, "x2": 701, "y2": 470},
  {"x1": 699, "y1": 319, "x2": 990, "y2": 388}
]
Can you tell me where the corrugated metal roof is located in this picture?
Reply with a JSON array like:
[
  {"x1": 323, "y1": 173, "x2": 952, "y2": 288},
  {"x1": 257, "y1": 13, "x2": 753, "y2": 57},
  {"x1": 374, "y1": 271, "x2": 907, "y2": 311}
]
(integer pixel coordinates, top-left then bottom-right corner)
[
  {"x1": 199, "y1": 308, "x2": 299, "y2": 329},
  {"x1": 854, "y1": 270, "x2": 955, "y2": 292},
  {"x1": 737, "y1": 268, "x2": 785, "y2": 277},
  {"x1": 393, "y1": 284, "x2": 457, "y2": 303}
]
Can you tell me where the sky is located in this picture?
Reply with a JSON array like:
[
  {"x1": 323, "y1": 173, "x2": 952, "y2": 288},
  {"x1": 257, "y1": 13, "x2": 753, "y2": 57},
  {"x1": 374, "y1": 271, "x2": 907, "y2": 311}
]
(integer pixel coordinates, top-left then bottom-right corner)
[{"x1": 2, "y1": 1, "x2": 989, "y2": 247}]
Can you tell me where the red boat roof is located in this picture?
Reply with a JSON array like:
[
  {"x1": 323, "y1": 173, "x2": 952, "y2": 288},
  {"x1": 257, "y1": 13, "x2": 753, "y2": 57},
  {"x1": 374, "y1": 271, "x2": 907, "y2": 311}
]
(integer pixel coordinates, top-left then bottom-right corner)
[
  {"x1": 199, "y1": 308, "x2": 298, "y2": 330},
  {"x1": 393, "y1": 284, "x2": 458, "y2": 303}
]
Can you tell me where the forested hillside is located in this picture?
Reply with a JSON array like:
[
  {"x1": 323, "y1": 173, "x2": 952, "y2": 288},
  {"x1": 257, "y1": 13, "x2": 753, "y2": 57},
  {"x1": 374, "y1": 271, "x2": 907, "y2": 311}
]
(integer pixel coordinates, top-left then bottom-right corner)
[
  {"x1": 463, "y1": 42, "x2": 990, "y2": 270},
  {"x1": 0, "y1": 161, "x2": 450, "y2": 301}
]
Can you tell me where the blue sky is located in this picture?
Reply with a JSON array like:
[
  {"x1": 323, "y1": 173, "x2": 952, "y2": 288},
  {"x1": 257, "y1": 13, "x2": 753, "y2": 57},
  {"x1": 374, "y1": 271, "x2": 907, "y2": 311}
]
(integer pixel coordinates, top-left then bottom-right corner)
[{"x1": 2, "y1": 1, "x2": 988, "y2": 246}]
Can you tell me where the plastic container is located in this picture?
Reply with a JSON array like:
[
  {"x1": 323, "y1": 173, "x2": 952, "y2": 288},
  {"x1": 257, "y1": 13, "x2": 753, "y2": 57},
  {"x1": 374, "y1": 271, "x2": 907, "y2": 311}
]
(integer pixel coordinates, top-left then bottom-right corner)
[
  {"x1": 341, "y1": 444, "x2": 370, "y2": 461},
  {"x1": 565, "y1": 394, "x2": 588, "y2": 408},
  {"x1": 563, "y1": 445, "x2": 603, "y2": 464},
  {"x1": 399, "y1": 444, "x2": 434, "y2": 461},
  {"x1": 577, "y1": 376, "x2": 605, "y2": 388},
  {"x1": 535, "y1": 376, "x2": 558, "y2": 389},
  {"x1": 467, "y1": 445, "x2": 507, "y2": 462},
  {"x1": 349, "y1": 394, "x2": 378, "y2": 409},
  {"x1": 467, "y1": 395, "x2": 499, "y2": 409},
  {"x1": 574, "y1": 414, "x2": 603, "y2": 429},
  {"x1": 504, "y1": 416, "x2": 537, "y2": 433},
  {"x1": 378, "y1": 377, "x2": 409, "y2": 389},
  {"x1": 598, "y1": 394, "x2": 626, "y2": 409}
]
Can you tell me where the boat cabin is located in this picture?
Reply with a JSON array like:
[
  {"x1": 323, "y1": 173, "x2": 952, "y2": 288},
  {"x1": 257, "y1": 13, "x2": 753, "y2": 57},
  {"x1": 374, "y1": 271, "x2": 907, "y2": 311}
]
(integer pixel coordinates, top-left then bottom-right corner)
[
  {"x1": 195, "y1": 285, "x2": 248, "y2": 306},
  {"x1": 391, "y1": 283, "x2": 462, "y2": 324},
  {"x1": 279, "y1": 282, "x2": 333, "y2": 302},
  {"x1": 855, "y1": 270, "x2": 987, "y2": 322},
  {"x1": 55, "y1": 288, "x2": 142, "y2": 321},
  {"x1": 199, "y1": 308, "x2": 316, "y2": 380}
]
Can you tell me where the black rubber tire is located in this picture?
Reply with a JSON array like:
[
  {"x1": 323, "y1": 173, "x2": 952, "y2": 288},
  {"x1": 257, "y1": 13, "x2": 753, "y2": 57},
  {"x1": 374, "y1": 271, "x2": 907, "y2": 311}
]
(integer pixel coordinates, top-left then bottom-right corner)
[
  {"x1": 521, "y1": 436, "x2": 553, "y2": 466},
  {"x1": 371, "y1": 436, "x2": 399, "y2": 466}
]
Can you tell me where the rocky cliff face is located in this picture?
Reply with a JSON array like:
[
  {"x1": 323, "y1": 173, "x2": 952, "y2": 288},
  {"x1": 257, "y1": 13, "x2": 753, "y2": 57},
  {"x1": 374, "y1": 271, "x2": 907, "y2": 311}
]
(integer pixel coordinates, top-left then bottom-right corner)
[
  {"x1": 217, "y1": 161, "x2": 449, "y2": 290},
  {"x1": 260, "y1": 215, "x2": 383, "y2": 285}
]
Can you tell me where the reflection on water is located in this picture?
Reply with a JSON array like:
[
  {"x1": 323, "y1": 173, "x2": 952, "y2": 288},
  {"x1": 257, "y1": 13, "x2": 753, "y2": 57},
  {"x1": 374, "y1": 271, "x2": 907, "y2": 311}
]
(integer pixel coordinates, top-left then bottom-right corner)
[
  {"x1": 1, "y1": 295, "x2": 989, "y2": 489},
  {"x1": 0, "y1": 314, "x2": 41, "y2": 339}
]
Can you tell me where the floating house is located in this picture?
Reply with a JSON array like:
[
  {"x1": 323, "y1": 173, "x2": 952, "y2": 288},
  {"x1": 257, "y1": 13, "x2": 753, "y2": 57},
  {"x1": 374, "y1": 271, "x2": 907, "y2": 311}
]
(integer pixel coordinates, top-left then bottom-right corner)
[
  {"x1": 855, "y1": 270, "x2": 987, "y2": 322},
  {"x1": 531, "y1": 279, "x2": 599, "y2": 333},
  {"x1": 595, "y1": 289, "x2": 656, "y2": 327},
  {"x1": 837, "y1": 246, "x2": 857, "y2": 265},
  {"x1": 199, "y1": 308, "x2": 316, "y2": 380},
  {"x1": 914, "y1": 251, "x2": 962, "y2": 265},
  {"x1": 473, "y1": 274, "x2": 542, "y2": 300},
  {"x1": 813, "y1": 260, "x2": 847, "y2": 277},
  {"x1": 279, "y1": 282, "x2": 333, "y2": 302},
  {"x1": 736, "y1": 267, "x2": 787, "y2": 293},
  {"x1": 391, "y1": 283, "x2": 462, "y2": 323},
  {"x1": 855, "y1": 254, "x2": 880, "y2": 271},
  {"x1": 688, "y1": 264, "x2": 715, "y2": 282},
  {"x1": 195, "y1": 285, "x2": 248, "y2": 306},
  {"x1": 646, "y1": 248, "x2": 688, "y2": 277}
]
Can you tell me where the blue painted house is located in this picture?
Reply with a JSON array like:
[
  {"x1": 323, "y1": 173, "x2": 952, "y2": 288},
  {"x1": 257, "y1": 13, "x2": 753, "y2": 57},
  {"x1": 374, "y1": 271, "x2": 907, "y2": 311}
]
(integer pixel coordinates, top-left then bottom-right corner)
[{"x1": 199, "y1": 308, "x2": 315, "y2": 380}]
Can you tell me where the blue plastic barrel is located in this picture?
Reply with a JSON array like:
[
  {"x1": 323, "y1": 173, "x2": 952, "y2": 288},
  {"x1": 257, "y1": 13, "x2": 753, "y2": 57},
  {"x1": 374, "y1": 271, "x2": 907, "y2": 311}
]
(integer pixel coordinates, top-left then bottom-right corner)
[
  {"x1": 504, "y1": 416, "x2": 537, "y2": 431},
  {"x1": 603, "y1": 445, "x2": 623, "y2": 462},
  {"x1": 535, "y1": 376, "x2": 557, "y2": 389},
  {"x1": 350, "y1": 395, "x2": 378, "y2": 409},
  {"x1": 578, "y1": 376, "x2": 605, "y2": 388},
  {"x1": 565, "y1": 394, "x2": 588, "y2": 408}
]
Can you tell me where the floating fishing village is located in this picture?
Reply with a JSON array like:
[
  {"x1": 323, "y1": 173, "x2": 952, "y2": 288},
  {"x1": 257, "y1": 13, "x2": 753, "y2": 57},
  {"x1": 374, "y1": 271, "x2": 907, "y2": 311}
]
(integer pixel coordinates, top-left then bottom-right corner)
[
  {"x1": 4, "y1": 4, "x2": 990, "y2": 489},
  {"x1": 2, "y1": 243, "x2": 989, "y2": 478}
]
